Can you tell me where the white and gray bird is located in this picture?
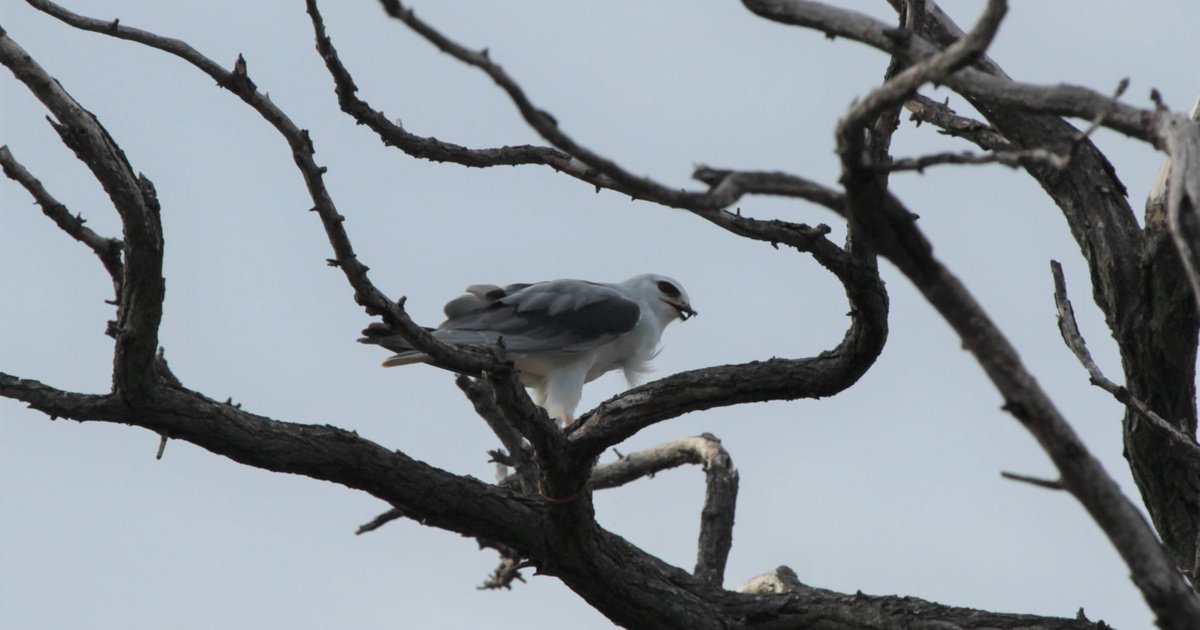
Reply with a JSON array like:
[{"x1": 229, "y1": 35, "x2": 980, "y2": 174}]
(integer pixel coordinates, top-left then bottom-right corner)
[{"x1": 359, "y1": 274, "x2": 696, "y2": 425}]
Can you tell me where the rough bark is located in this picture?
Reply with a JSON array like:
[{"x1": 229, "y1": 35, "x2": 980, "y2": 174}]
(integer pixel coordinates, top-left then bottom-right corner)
[{"x1": 903, "y1": 0, "x2": 1200, "y2": 586}]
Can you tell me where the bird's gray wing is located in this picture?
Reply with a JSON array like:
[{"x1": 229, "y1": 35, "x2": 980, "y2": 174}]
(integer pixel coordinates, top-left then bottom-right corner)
[
  {"x1": 436, "y1": 279, "x2": 640, "y2": 353},
  {"x1": 442, "y1": 283, "x2": 533, "y2": 319}
]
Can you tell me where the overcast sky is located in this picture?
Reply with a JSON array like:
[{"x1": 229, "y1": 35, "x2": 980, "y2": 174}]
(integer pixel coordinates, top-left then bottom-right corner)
[{"x1": 3, "y1": 1, "x2": 1198, "y2": 629}]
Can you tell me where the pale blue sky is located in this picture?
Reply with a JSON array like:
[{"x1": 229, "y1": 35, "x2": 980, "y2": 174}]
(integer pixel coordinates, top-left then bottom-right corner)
[{"x1": 3, "y1": 1, "x2": 1197, "y2": 628}]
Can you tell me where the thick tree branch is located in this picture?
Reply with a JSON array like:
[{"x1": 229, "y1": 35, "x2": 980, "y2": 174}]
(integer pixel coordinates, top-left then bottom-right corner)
[
  {"x1": 717, "y1": 579, "x2": 1101, "y2": 630},
  {"x1": 912, "y1": 0, "x2": 1200, "y2": 591},
  {"x1": 1, "y1": 25, "x2": 162, "y2": 401},
  {"x1": 821, "y1": 1, "x2": 1200, "y2": 626},
  {"x1": 840, "y1": 167, "x2": 1200, "y2": 630},
  {"x1": 1155, "y1": 98, "x2": 1200, "y2": 313},
  {"x1": 0, "y1": 368, "x2": 1121, "y2": 630},
  {"x1": 0, "y1": 144, "x2": 124, "y2": 297},
  {"x1": 1, "y1": 371, "x2": 546, "y2": 550},
  {"x1": 456, "y1": 375, "x2": 535, "y2": 482}
]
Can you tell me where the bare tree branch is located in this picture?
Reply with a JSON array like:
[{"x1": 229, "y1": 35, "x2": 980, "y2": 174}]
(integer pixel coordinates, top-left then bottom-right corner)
[
  {"x1": 1051, "y1": 261, "x2": 1200, "y2": 458},
  {"x1": 875, "y1": 147, "x2": 1068, "y2": 173},
  {"x1": 1155, "y1": 97, "x2": 1200, "y2": 313},
  {"x1": 690, "y1": 166, "x2": 845, "y2": 215},
  {"x1": 0, "y1": 145, "x2": 124, "y2": 297},
  {"x1": 307, "y1": 0, "x2": 846, "y2": 239},
  {"x1": 313, "y1": 2, "x2": 895, "y2": 469},
  {"x1": 307, "y1": 0, "x2": 796, "y2": 220},
  {"x1": 1, "y1": 25, "x2": 162, "y2": 400},
  {"x1": 21, "y1": 0, "x2": 516, "y2": 383},
  {"x1": 456, "y1": 375, "x2": 535, "y2": 484},
  {"x1": 356, "y1": 507, "x2": 405, "y2": 535},
  {"x1": 817, "y1": 0, "x2": 1200, "y2": 625},
  {"x1": 1000, "y1": 471, "x2": 1065, "y2": 491},
  {"x1": 589, "y1": 434, "x2": 738, "y2": 586},
  {"x1": 903, "y1": 94, "x2": 1011, "y2": 149},
  {"x1": 3, "y1": 369, "x2": 550, "y2": 545},
  {"x1": 838, "y1": 0, "x2": 1006, "y2": 145},
  {"x1": 17, "y1": 1, "x2": 575, "y2": 493},
  {"x1": 906, "y1": 0, "x2": 1200, "y2": 592}
]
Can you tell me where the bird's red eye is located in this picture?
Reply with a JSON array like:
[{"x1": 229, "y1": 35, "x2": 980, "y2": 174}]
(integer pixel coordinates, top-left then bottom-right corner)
[{"x1": 657, "y1": 281, "x2": 680, "y2": 298}]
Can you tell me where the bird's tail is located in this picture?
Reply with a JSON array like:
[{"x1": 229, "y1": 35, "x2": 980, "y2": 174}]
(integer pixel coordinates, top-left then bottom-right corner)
[
  {"x1": 358, "y1": 322, "x2": 434, "y2": 368},
  {"x1": 380, "y1": 352, "x2": 428, "y2": 368}
]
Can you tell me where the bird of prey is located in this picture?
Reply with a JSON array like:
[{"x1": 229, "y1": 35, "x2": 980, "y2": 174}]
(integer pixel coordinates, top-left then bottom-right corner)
[{"x1": 359, "y1": 274, "x2": 696, "y2": 425}]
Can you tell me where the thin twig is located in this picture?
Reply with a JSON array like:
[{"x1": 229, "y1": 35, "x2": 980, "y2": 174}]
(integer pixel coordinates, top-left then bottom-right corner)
[
  {"x1": 0, "y1": 145, "x2": 124, "y2": 297},
  {"x1": 1000, "y1": 471, "x2": 1065, "y2": 491},
  {"x1": 1050, "y1": 261, "x2": 1200, "y2": 457},
  {"x1": 875, "y1": 147, "x2": 1068, "y2": 173},
  {"x1": 477, "y1": 555, "x2": 528, "y2": 590},
  {"x1": 305, "y1": 0, "x2": 849, "y2": 248},
  {"x1": 356, "y1": 507, "x2": 405, "y2": 535}
]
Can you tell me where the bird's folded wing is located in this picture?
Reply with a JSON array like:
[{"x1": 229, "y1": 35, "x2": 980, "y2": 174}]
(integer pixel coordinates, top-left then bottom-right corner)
[
  {"x1": 438, "y1": 279, "x2": 641, "y2": 353},
  {"x1": 358, "y1": 279, "x2": 642, "y2": 360}
]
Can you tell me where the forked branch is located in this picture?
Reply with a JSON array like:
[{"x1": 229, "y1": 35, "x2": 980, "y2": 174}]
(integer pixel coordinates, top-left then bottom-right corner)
[
  {"x1": 589, "y1": 434, "x2": 739, "y2": 585},
  {"x1": 824, "y1": 0, "x2": 1200, "y2": 625}
]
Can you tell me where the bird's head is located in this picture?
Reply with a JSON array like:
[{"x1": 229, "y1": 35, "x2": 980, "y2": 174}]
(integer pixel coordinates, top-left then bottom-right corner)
[{"x1": 628, "y1": 274, "x2": 696, "y2": 323}]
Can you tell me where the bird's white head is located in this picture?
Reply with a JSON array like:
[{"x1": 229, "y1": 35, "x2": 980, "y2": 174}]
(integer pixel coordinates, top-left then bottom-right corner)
[{"x1": 624, "y1": 274, "x2": 697, "y2": 323}]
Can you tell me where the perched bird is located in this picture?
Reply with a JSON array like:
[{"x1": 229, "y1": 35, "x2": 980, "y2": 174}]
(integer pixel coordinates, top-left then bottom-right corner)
[{"x1": 360, "y1": 274, "x2": 696, "y2": 425}]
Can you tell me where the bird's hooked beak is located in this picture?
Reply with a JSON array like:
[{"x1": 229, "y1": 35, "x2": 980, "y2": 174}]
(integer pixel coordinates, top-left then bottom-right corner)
[{"x1": 667, "y1": 300, "x2": 697, "y2": 321}]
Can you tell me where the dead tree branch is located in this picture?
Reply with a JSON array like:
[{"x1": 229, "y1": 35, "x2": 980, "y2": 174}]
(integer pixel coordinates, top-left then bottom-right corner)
[
  {"x1": 903, "y1": 94, "x2": 1011, "y2": 149},
  {"x1": 0, "y1": 145, "x2": 124, "y2": 297},
  {"x1": 589, "y1": 434, "x2": 739, "y2": 586},
  {"x1": 908, "y1": 0, "x2": 1200, "y2": 591},
  {"x1": 820, "y1": 0, "x2": 1200, "y2": 624},
  {"x1": 1051, "y1": 261, "x2": 1200, "y2": 458},
  {"x1": 1, "y1": 25, "x2": 162, "y2": 401}
]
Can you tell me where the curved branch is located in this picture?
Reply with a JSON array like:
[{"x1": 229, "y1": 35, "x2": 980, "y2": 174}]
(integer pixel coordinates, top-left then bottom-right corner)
[
  {"x1": 567, "y1": 224, "x2": 886, "y2": 457},
  {"x1": 1, "y1": 26, "x2": 162, "y2": 401},
  {"x1": 20, "y1": 0, "x2": 507, "y2": 380},
  {"x1": 589, "y1": 434, "x2": 739, "y2": 586},
  {"x1": 308, "y1": 0, "x2": 845, "y2": 230}
]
